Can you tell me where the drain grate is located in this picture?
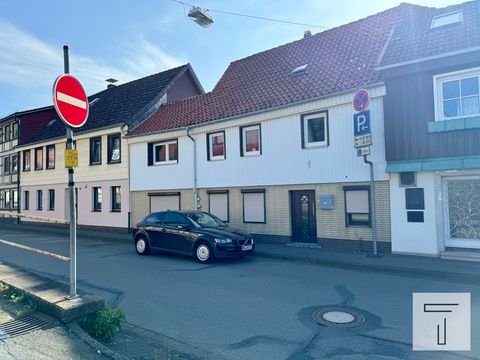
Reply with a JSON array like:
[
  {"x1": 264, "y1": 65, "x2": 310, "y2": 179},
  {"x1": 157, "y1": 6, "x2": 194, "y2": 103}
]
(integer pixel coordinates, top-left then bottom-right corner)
[
  {"x1": 312, "y1": 307, "x2": 366, "y2": 328},
  {"x1": 0, "y1": 314, "x2": 53, "y2": 340}
]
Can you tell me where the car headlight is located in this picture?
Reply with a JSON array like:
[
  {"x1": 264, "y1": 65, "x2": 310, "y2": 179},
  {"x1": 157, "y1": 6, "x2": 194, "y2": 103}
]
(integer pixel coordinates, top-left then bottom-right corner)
[{"x1": 214, "y1": 238, "x2": 233, "y2": 244}]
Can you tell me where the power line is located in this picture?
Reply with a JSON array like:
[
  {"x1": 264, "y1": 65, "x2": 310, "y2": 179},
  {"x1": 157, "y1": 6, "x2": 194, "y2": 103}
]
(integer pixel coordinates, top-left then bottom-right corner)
[{"x1": 171, "y1": 0, "x2": 328, "y2": 29}]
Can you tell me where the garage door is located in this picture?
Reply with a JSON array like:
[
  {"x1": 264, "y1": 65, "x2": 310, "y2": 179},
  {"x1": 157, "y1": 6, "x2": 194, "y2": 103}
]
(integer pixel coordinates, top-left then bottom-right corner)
[{"x1": 150, "y1": 195, "x2": 180, "y2": 213}]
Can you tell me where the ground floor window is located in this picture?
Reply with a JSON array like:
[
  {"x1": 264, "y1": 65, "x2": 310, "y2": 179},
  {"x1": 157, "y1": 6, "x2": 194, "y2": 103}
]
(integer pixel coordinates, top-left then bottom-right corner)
[
  {"x1": 48, "y1": 189, "x2": 55, "y2": 210},
  {"x1": 24, "y1": 191, "x2": 29, "y2": 210},
  {"x1": 149, "y1": 193, "x2": 180, "y2": 213},
  {"x1": 111, "y1": 186, "x2": 121, "y2": 212},
  {"x1": 93, "y1": 187, "x2": 102, "y2": 211},
  {"x1": 37, "y1": 190, "x2": 43, "y2": 210},
  {"x1": 208, "y1": 190, "x2": 229, "y2": 222},
  {"x1": 242, "y1": 189, "x2": 266, "y2": 223},
  {"x1": 344, "y1": 186, "x2": 370, "y2": 227}
]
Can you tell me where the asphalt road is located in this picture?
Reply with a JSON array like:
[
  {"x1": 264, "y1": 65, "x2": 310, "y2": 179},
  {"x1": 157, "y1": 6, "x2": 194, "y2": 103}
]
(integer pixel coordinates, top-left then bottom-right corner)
[{"x1": 0, "y1": 228, "x2": 479, "y2": 360}]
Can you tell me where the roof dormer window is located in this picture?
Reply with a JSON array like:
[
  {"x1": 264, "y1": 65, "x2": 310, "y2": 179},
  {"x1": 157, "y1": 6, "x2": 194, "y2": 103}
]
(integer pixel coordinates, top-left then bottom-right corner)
[{"x1": 430, "y1": 10, "x2": 463, "y2": 29}]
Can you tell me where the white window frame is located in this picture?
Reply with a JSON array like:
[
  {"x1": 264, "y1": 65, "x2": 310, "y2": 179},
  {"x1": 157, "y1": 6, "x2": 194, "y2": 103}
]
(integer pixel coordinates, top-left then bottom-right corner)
[
  {"x1": 207, "y1": 131, "x2": 225, "y2": 161},
  {"x1": 344, "y1": 188, "x2": 370, "y2": 227},
  {"x1": 242, "y1": 190, "x2": 266, "y2": 223},
  {"x1": 434, "y1": 67, "x2": 480, "y2": 121},
  {"x1": 302, "y1": 111, "x2": 329, "y2": 148},
  {"x1": 241, "y1": 124, "x2": 261, "y2": 157},
  {"x1": 208, "y1": 191, "x2": 229, "y2": 222},
  {"x1": 153, "y1": 140, "x2": 178, "y2": 165}
]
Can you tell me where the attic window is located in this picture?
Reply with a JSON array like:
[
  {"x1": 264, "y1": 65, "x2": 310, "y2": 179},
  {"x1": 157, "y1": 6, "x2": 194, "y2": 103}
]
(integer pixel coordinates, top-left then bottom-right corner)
[
  {"x1": 89, "y1": 98, "x2": 100, "y2": 106},
  {"x1": 292, "y1": 64, "x2": 308, "y2": 75},
  {"x1": 47, "y1": 119, "x2": 57, "y2": 127},
  {"x1": 431, "y1": 10, "x2": 463, "y2": 29}
]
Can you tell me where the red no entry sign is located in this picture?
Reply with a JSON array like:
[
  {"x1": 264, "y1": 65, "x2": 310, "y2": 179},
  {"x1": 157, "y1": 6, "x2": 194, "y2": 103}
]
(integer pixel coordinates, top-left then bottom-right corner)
[
  {"x1": 53, "y1": 74, "x2": 89, "y2": 128},
  {"x1": 353, "y1": 89, "x2": 370, "y2": 112}
]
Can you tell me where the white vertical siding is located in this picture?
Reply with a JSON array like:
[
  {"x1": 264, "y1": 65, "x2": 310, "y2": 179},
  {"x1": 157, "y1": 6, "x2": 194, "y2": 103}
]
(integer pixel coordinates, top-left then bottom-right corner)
[
  {"x1": 129, "y1": 88, "x2": 388, "y2": 191},
  {"x1": 130, "y1": 137, "x2": 194, "y2": 191}
]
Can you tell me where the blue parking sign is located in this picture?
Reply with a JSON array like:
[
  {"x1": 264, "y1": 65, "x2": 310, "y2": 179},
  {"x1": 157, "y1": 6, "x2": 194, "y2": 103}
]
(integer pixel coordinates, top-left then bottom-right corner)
[{"x1": 353, "y1": 110, "x2": 371, "y2": 136}]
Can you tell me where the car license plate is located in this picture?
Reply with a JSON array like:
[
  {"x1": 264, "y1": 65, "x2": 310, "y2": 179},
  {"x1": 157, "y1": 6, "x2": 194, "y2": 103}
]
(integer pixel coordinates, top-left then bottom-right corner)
[{"x1": 242, "y1": 244, "x2": 252, "y2": 251}]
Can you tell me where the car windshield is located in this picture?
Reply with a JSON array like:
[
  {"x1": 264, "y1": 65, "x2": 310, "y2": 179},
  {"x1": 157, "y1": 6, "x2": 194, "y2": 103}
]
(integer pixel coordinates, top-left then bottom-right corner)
[{"x1": 186, "y1": 212, "x2": 226, "y2": 228}]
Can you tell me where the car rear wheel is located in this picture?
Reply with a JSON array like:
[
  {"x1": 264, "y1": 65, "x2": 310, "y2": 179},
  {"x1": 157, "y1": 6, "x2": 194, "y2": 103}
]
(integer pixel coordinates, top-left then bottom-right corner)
[
  {"x1": 135, "y1": 236, "x2": 150, "y2": 255},
  {"x1": 195, "y1": 242, "x2": 214, "y2": 263}
]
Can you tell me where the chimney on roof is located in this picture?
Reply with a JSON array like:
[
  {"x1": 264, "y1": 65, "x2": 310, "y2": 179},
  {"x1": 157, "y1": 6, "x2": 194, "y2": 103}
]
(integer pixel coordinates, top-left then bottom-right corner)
[
  {"x1": 105, "y1": 78, "x2": 118, "y2": 89},
  {"x1": 304, "y1": 30, "x2": 312, "y2": 38}
]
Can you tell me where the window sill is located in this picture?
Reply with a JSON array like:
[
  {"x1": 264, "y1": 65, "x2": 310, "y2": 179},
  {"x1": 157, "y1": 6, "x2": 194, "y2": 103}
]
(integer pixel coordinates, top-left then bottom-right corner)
[
  {"x1": 89, "y1": 162, "x2": 102, "y2": 166},
  {"x1": 241, "y1": 153, "x2": 261, "y2": 157},
  {"x1": 110, "y1": 210, "x2": 121, "y2": 213},
  {"x1": 153, "y1": 161, "x2": 178, "y2": 166},
  {"x1": 208, "y1": 157, "x2": 225, "y2": 161},
  {"x1": 107, "y1": 160, "x2": 122, "y2": 165},
  {"x1": 303, "y1": 143, "x2": 328, "y2": 149},
  {"x1": 92, "y1": 210, "x2": 102, "y2": 212},
  {"x1": 428, "y1": 115, "x2": 480, "y2": 133}
]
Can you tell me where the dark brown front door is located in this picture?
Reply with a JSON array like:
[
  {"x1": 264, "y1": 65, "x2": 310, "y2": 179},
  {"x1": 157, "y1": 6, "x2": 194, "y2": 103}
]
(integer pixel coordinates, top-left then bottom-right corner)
[{"x1": 291, "y1": 190, "x2": 317, "y2": 243}]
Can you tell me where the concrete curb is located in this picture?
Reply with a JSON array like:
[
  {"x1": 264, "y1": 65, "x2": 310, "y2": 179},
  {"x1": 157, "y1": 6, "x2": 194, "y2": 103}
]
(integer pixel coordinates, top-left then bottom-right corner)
[
  {"x1": 254, "y1": 251, "x2": 480, "y2": 285},
  {"x1": 67, "y1": 322, "x2": 131, "y2": 360}
]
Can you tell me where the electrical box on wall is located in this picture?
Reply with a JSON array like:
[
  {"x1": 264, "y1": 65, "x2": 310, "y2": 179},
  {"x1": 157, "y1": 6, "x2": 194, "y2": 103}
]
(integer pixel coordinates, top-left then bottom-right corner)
[{"x1": 319, "y1": 195, "x2": 334, "y2": 209}]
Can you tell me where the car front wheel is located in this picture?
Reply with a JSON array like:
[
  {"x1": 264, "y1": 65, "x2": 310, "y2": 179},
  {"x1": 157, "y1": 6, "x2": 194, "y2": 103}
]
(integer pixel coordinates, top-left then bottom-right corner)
[
  {"x1": 135, "y1": 236, "x2": 150, "y2": 255},
  {"x1": 195, "y1": 243, "x2": 214, "y2": 263}
]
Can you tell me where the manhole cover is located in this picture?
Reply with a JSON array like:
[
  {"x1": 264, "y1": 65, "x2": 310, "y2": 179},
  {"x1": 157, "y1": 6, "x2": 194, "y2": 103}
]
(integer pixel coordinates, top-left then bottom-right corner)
[{"x1": 312, "y1": 308, "x2": 366, "y2": 328}]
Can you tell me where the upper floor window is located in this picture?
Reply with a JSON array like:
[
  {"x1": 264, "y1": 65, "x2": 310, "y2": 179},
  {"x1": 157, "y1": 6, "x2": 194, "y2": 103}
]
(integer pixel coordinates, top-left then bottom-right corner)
[
  {"x1": 5, "y1": 125, "x2": 10, "y2": 141},
  {"x1": 46, "y1": 145, "x2": 55, "y2": 169},
  {"x1": 302, "y1": 111, "x2": 329, "y2": 148},
  {"x1": 35, "y1": 147, "x2": 43, "y2": 170},
  {"x1": 107, "y1": 134, "x2": 121, "y2": 164},
  {"x1": 90, "y1": 137, "x2": 102, "y2": 165},
  {"x1": 3, "y1": 156, "x2": 10, "y2": 175},
  {"x1": 11, "y1": 155, "x2": 18, "y2": 174},
  {"x1": 240, "y1": 124, "x2": 261, "y2": 156},
  {"x1": 207, "y1": 131, "x2": 225, "y2": 160},
  {"x1": 12, "y1": 122, "x2": 18, "y2": 139},
  {"x1": 23, "y1": 150, "x2": 31, "y2": 171},
  {"x1": 436, "y1": 69, "x2": 480, "y2": 120},
  {"x1": 152, "y1": 140, "x2": 178, "y2": 165}
]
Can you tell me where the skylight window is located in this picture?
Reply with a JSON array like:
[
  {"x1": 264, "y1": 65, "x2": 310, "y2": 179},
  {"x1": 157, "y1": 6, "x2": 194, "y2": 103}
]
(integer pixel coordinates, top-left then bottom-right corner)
[
  {"x1": 292, "y1": 64, "x2": 308, "y2": 75},
  {"x1": 431, "y1": 10, "x2": 463, "y2": 29},
  {"x1": 47, "y1": 119, "x2": 57, "y2": 127}
]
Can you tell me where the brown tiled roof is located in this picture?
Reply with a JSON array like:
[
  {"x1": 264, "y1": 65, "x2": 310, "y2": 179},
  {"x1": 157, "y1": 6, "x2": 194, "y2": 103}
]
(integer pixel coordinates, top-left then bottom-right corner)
[
  {"x1": 129, "y1": 3, "x2": 413, "y2": 137},
  {"x1": 379, "y1": 0, "x2": 480, "y2": 68}
]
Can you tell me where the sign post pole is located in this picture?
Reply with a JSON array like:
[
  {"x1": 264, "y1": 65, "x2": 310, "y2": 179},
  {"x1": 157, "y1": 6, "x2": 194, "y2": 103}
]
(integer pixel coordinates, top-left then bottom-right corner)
[
  {"x1": 363, "y1": 155, "x2": 378, "y2": 256},
  {"x1": 63, "y1": 45, "x2": 78, "y2": 299},
  {"x1": 352, "y1": 89, "x2": 380, "y2": 257}
]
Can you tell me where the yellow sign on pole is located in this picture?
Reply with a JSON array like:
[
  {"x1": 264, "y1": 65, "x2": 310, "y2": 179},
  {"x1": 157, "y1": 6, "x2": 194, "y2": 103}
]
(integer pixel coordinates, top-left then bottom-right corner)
[{"x1": 64, "y1": 149, "x2": 78, "y2": 168}]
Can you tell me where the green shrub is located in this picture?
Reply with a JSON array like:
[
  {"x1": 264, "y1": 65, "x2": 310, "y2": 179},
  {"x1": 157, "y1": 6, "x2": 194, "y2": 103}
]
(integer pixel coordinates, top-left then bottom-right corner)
[
  {"x1": 80, "y1": 306, "x2": 125, "y2": 343},
  {"x1": 0, "y1": 283, "x2": 37, "y2": 318}
]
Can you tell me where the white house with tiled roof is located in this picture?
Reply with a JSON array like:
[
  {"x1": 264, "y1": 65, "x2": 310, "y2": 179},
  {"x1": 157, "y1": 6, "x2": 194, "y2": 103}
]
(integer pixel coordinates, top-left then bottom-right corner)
[{"x1": 125, "y1": 4, "x2": 419, "y2": 251}]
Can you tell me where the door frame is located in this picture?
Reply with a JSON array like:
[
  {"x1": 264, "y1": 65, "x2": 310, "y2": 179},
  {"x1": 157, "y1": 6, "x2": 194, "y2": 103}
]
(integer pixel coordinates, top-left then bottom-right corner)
[
  {"x1": 290, "y1": 190, "x2": 317, "y2": 243},
  {"x1": 443, "y1": 175, "x2": 480, "y2": 249}
]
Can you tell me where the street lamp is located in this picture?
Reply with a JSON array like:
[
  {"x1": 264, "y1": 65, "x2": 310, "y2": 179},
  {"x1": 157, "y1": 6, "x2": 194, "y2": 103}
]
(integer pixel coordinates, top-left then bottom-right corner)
[{"x1": 188, "y1": 7, "x2": 214, "y2": 28}]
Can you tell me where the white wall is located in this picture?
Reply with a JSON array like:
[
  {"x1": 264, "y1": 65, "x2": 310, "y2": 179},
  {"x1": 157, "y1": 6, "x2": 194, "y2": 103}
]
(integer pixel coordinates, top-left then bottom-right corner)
[
  {"x1": 129, "y1": 87, "x2": 388, "y2": 191},
  {"x1": 390, "y1": 172, "x2": 440, "y2": 255}
]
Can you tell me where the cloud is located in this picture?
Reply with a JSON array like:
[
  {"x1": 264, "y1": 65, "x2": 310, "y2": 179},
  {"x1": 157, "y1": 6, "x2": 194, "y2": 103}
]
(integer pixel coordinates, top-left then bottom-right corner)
[{"x1": 0, "y1": 19, "x2": 187, "y2": 112}]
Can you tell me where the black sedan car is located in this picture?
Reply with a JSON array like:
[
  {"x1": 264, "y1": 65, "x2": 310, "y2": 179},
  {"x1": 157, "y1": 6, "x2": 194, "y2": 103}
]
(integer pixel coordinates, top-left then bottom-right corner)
[{"x1": 132, "y1": 210, "x2": 255, "y2": 263}]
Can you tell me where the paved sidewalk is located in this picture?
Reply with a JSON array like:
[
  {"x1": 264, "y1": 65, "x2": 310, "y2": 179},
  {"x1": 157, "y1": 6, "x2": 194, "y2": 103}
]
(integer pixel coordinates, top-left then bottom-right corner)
[{"x1": 254, "y1": 243, "x2": 480, "y2": 283}]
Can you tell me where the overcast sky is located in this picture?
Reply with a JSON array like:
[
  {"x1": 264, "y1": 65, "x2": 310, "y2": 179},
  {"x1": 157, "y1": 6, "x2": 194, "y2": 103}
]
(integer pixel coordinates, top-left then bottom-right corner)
[{"x1": 0, "y1": 0, "x2": 462, "y2": 117}]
